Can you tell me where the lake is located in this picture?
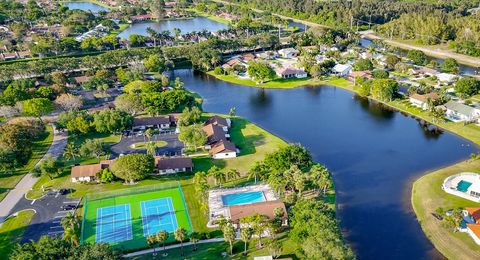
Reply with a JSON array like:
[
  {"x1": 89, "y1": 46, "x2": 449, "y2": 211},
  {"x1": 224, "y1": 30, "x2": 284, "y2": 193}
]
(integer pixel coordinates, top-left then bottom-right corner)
[
  {"x1": 179, "y1": 69, "x2": 478, "y2": 259},
  {"x1": 117, "y1": 17, "x2": 229, "y2": 39},
  {"x1": 63, "y1": 1, "x2": 110, "y2": 12}
]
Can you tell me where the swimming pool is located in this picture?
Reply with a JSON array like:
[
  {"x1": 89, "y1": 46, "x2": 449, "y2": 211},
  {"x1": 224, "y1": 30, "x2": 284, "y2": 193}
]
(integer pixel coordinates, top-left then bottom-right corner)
[
  {"x1": 457, "y1": 180, "x2": 472, "y2": 192},
  {"x1": 221, "y1": 191, "x2": 265, "y2": 206}
]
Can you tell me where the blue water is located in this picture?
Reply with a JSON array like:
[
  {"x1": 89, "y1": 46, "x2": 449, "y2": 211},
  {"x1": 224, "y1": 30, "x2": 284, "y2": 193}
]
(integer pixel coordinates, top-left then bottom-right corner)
[
  {"x1": 64, "y1": 2, "x2": 110, "y2": 13},
  {"x1": 457, "y1": 180, "x2": 472, "y2": 192},
  {"x1": 221, "y1": 191, "x2": 265, "y2": 206}
]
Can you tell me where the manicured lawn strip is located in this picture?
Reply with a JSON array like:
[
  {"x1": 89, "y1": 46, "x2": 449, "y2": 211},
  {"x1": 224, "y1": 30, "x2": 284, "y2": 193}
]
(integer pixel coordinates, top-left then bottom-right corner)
[
  {"x1": 190, "y1": 9, "x2": 232, "y2": 25},
  {"x1": 131, "y1": 141, "x2": 168, "y2": 149},
  {"x1": 0, "y1": 210, "x2": 36, "y2": 257},
  {"x1": 130, "y1": 234, "x2": 298, "y2": 260},
  {"x1": 411, "y1": 159, "x2": 480, "y2": 259},
  {"x1": 0, "y1": 125, "x2": 53, "y2": 201},
  {"x1": 83, "y1": 187, "x2": 191, "y2": 251}
]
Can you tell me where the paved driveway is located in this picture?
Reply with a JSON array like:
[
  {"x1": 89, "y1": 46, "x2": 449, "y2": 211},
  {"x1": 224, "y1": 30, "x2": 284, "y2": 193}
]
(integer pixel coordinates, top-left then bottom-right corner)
[
  {"x1": 9, "y1": 190, "x2": 81, "y2": 243},
  {"x1": 110, "y1": 132, "x2": 184, "y2": 157}
]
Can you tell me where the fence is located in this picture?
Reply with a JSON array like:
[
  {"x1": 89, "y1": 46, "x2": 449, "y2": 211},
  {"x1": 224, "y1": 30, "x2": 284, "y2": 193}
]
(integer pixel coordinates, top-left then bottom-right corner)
[{"x1": 85, "y1": 182, "x2": 180, "y2": 201}]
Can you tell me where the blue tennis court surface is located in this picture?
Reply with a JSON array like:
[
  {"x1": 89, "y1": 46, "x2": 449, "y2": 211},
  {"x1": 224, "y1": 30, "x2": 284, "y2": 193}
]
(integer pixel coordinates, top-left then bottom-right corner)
[
  {"x1": 96, "y1": 204, "x2": 133, "y2": 243},
  {"x1": 141, "y1": 197, "x2": 178, "y2": 236}
]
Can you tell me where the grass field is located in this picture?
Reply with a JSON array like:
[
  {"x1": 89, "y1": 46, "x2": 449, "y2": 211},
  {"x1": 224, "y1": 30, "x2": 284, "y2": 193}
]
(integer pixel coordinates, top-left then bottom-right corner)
[
  {"x1": 0, "y1": 210, "x2": 35, "y2": 257},
  {"x1": 131, "y1": 141, "x2": 168, "y2": 149},
  {"x1": 82, "y1": 184, "x2": 192, "y2": 251},
  {"x1": 207, "y1": 72, "x2": 352, "y2": 89},
  {"x1": 412, "y1": 159, "x2": 480, "y2": 259}
]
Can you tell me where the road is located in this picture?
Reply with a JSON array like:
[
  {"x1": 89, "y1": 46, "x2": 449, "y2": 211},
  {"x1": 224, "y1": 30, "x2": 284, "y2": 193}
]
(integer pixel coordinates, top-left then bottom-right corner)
[
  {"x1": 359, "y1": 30, "x2": 480, "y2": 69},
  {"x1": 0, "y1": 125, "x2": 68, "y2": 225}
]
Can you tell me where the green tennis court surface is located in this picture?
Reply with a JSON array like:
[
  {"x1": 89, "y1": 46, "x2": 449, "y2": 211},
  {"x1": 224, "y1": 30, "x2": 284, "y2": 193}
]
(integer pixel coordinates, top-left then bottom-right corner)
[{"x1": 81, "y1": 183, "x2": 192, "y2": 250}]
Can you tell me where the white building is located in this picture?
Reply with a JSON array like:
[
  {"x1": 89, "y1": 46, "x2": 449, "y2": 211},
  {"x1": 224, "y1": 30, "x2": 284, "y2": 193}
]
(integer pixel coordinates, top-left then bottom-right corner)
[
  {"x1": 155, "y1": 157, "x2": 193, "y2": 175},
  {"x1": 442, "y1": 172, "x2": 480, "y2": 202},
  {"x1": 278, "y1": 48, "x2": 299, "y2": 59},
  {"x1": 444, "y1": 101, "x2": 480, "y2": 122},
  {"x1": 332, "y1": 64, "x2": 352, "y2": 77},
  {"x1": 276, "y1": 68, "x2": 308, "y2": 79},
  {"x1": 437, "y1": 73, "x2": 457, "y2": 84},
  {"x1": 409, "y1": 92, "x2": 439, "y2": 110}
]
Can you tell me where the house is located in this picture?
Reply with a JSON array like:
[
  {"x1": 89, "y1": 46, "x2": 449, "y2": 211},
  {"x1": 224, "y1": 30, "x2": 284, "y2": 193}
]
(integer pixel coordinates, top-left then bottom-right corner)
[
  {"x1": 205, "y1": 115, "x2": 231, "y2": 131},
  {"x1": 70, "y1": 160, "x2": 112, "y2": 182},
  {"x1": 332, "y1": 64, "x2": 352, "y2": 77},
  {"x1": 1, "y1": 52, "x2": 17, "y2": 61},
  {"x1": 132, "y1": 116, "x2": 174, "y2": 131},
  {"x1": 221, "y1": 58, "x2": 244, "y2": 70},
  {"x1": 155, "y1": 157, "x2": 193, "y2": 174},
  {"x1": 437, "y1": 73, "x2": 457, "y2": 84},
  {"x1": 74, "y1": 76, "x2": 92, "y2": 86},
  {"x1": 467, "y1": 223, "x2": 480, "y2": 245},
  {"x1": 16, "y1": 51, "x2": 32, "y2": 59},
  {"x1": 210, "y1": 140, "x2": 237, "y2": 159},
  {"x1": 348, "y1": 71, "x2": 372, "y2": 82},
  {"x1": 228, "y1": 200, "x2": 288, "y2": 228},
  {"x1": 278, "y1": 48, "x2": 299, "y2": 59},
  {"x1": 409, "y1": 92, "x2": 439, "y2": 110},
  {"x1": 241, "y1": 53, "x2": 256, "y2": 62},
  {"x1": 203, "y1": 123, "x2": 229, "y2": 146},
  {"x1": 409, "y1": 67, "x2": 438, "y2": 77},
  {"x1": 444, "y1": 101, "x2": 480, "y2": 122},
  {"x1": 130, "y1": 14, "x2": 153, "y2": 22},
  {"x1": 276, "y1": 68, "x2": 308, "y2": 79}
]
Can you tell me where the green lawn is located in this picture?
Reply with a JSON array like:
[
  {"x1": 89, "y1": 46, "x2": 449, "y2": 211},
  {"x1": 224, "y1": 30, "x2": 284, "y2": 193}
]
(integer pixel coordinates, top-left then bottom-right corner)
[
  {"x1": 82, "y1": 185, "x2": 191, "y2": 251},
  {"x1": 0, "y1": 210, "x2": 36, "y2": 257},
  {"x1": 130, "y1": 233, "x2": 298, "y2": 260},
  {"x1": 207, "y1": 72, "x2": 353, "y2": 89},
  {"x1": 0, "y1": 126, "x2": 53, "y2": 201},
  {"x1": 412, "y1": 159, "x2": 480, "y2": 260},
  {"x1": 190, "y1": 9, "x2": 232, "y2": 25},
  {"x1": 131, "y1": 141, "x2": 168, "y2": 150}
]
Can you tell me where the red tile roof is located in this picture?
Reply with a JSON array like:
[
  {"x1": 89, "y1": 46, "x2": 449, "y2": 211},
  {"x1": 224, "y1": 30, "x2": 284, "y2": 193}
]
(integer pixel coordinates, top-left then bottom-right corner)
[
  {"x1": 228, "y1": 200, "x2": 287, "y2": 223},
  {"x1": 467, "y1": 208, "x2": 480, "y2": 223}
]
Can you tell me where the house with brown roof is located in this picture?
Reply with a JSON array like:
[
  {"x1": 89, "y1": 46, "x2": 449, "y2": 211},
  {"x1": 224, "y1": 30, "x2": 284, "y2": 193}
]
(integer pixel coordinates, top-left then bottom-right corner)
[
  {"x1": 348, "y1": 71, "x2": 372, "y2": 82},
  {"x1": 70, "y1": 160, "x2": 112, "y2": 182},
  {"x1": 132, "y1": 116, "x2": 174, "y2": 131},
  {"x1": 1, "y1": 52, "x2": 17, "y2": 61},
  {"x1": 130, "y1": 14, "x2": 153, "y2": 22},
  {"x1": 210, "y1": 140, "x2": 237, "y2": 159},
  {"x1": 409, "y1": 92, "x2": 440, "y2": 110},
  {"x1": 221, "y1": 58, "x2": 245, "y2": 70},
  {"x1": 228, "y1": 200, "x2": 288, "y2": 229},
  {"x1": 275, "y1": 67, "x2": 307, "y2": 79},
  {"x1": 73, "y1": 76, "x2": 92, "y2": 86},
  {"x1": 203, "y1": 123, "x2": 229, "y2": 146},
  {"x1": 155, "y1": 156, "x2": 193, "y2": 174},
  {"x1": 205, "y1": 115, "x2": 230, "y2": 131}
]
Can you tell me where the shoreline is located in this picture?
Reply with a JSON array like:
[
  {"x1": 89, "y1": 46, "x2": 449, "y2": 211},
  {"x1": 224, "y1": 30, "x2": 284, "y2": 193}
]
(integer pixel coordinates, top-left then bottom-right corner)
[{"x1": 207, "y1": 69, "x2": 480, "y2": 258}]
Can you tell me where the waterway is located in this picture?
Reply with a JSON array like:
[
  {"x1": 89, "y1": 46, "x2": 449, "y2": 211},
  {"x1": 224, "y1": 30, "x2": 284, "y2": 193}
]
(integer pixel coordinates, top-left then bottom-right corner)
[
  {"x1": 63, "y1": 1, "x2": 110, "y2": 13},
  {"x1": 117, "y1": 17, "x2": 229, "y2": 39},
  {"x1": 178, "y1": 69, "x2": 478, "y2": 260}
]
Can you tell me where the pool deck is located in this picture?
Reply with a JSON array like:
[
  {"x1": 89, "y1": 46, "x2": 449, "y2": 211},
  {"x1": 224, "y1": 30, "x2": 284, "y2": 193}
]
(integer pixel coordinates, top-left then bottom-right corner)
[
  {"x1": 442, "y1": 172, "x2": 480, "y2": 202},
  {"x1": 207, "y1": 184, "x2": 276, "y2": 227}
]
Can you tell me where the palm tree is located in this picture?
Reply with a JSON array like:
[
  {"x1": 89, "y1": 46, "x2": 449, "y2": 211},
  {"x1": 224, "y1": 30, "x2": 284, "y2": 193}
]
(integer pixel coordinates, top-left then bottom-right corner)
[
  {"x1": 174, "y1": 228, "x2": 187, "y2": 256},
  {"x1": 146, "y1": 141, "x2": 156, "y2": 156},
  {"x1": 146, "y1": 27, "x2": 159, "y2": 47},
  {"x1": 248, "y1": 161, "x2": 269, "y2": 184},
  {"x1": 225, "y1": 169, "x2": 240, "y2": 181},
  {"x1": 146, "y1": 234, "x2": 158, "y2": 258},
  {"x1": 145, "y1": 128, "x2": 153, "y2": 140},
  {"x1": 223, "y1": 223, "x2": 236, "y2": 256},
  {"x1": 240, "y1": 227, "x2": 252, "y2": 256},
  {"x1": 208, "y1": 166, "x2": 225, "y2": 187},
  {"x1": 173, "y1": 28, "x2": 181, "y2": 38},
  {"x1": 61, "y1": 213, "x2": 80, "y2": 246},
  {"x1": 189, "y1": 231, "x2": 200, "y2": 251},
  {"x1": 63, "y1": 143, "x2": 78, "y2": 162},
  {"x1": 156, "y1": 230, "x2": 168, "y2": 255}
]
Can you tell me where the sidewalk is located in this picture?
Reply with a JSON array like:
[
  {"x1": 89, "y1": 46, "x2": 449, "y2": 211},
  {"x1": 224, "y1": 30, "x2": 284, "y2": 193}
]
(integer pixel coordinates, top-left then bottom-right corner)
[
  {"x1": 0, "y1": 125, "x2": 67, "y2": 225},
  {"x1": 123, "y1": 238, "x2": 225, "y2": 258}
]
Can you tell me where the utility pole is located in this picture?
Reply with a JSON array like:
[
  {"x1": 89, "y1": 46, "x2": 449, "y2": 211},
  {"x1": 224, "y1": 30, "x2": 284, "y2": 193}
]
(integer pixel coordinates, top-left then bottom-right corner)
[{"x1": 350, "y1": 15, "x2": 353, "y2": 31}]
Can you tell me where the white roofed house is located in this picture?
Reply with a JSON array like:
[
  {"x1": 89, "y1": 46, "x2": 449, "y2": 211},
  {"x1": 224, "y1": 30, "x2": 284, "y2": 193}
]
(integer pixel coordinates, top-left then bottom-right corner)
[
  {"x1": 444, "y1": 101, "x2": 480, "y2": 123},
  {"x1": 409, "y1": 92, "x2": 440, "y2": 110},
  {"x1": 437, "y1": 73, "x2": 457, "y2": 84},
  {"x1": 332, "y1": 64, "x2": 353, "y2": 77},
  {"x1": 275, "y1": 68, "x2": 308, "y2": 79},
  {"x1": 278, "y1": 48, "x2": 299, "y2": 59}
]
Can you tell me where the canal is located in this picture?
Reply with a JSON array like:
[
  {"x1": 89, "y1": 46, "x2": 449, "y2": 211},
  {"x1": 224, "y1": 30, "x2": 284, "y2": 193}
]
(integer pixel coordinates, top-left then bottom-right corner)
[{"x1": 178, "y1": 69, "x2": 478, "y2": 260}]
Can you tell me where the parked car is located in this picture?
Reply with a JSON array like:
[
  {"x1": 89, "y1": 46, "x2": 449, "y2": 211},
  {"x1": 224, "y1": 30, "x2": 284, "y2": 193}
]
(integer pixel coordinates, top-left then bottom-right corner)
[{"x1": 61, "y1": 204, "x2": 76, "y2": 211}]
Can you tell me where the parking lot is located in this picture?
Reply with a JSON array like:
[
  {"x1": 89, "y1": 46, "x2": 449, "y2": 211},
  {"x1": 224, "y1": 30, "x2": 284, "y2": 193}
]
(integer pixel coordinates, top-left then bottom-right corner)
[
  {"x1": 9, "y1": 190, "x2": 81, "y2": 243},
  {"x1": 111, "y1": 131, "x2": 184, "y2": 157}
]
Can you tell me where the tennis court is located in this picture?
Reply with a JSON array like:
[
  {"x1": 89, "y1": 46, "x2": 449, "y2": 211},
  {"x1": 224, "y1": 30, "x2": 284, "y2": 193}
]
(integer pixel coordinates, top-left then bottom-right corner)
[
  {"x1": 96, "y1": 204, "x2": 133, "y2": 243},
  {"x1": 141, "y1": 198, "x2": 178, "y2": 236},
  {"x1": 81, "y1": 182, "x2": 192, "y2": 250}
]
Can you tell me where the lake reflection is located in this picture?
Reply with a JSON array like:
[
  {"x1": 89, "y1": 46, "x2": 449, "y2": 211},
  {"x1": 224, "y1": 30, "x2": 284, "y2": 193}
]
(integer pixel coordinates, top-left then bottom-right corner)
[{"x1": 178, "y1": 69, "x2": 477, "y2": 259}]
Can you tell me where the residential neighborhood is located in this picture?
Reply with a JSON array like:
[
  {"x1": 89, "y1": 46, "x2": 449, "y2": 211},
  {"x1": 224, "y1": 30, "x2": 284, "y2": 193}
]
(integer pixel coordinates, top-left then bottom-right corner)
[{"x1": 0, "y1": 0, "x2": 480, "y2": 260}]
